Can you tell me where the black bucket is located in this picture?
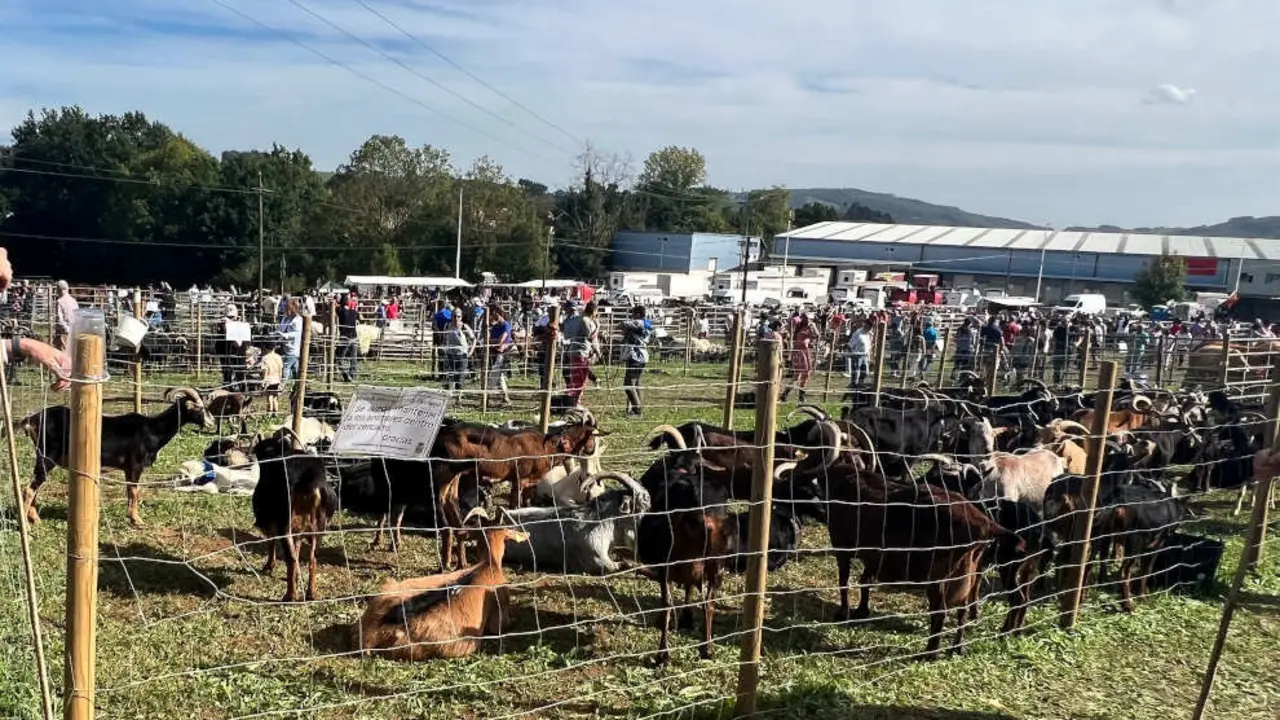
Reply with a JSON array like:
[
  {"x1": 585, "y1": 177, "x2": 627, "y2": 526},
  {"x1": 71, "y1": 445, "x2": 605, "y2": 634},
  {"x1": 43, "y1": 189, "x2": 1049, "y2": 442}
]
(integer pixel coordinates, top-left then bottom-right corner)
[{"x1": 1148, "y1": 532, "x2": 1225, "y2": 593}]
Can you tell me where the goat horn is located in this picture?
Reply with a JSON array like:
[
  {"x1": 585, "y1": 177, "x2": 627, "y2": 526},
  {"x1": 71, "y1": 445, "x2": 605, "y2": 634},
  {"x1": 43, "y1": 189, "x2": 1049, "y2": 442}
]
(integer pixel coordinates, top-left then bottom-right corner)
[
  {"x1": 819, "y1": 420, "x2": 843, "y2": 467},
  {"x1": 585, "y1": 471, "x2": 635, "y2": 493},
  {"x1": 841, "y1": 421, "x2": 878, "y2": 474},
  {"x1": 916, "y1": 453, "x2": 957, "y2": 468},
  {"x1": 694, "y1": 425, "x2": 706, "y2": 452},
  {"x1": 274, "y1": 426, "x2": 305, "y2": 451},
  {"x1": 789, "y1": 404, "x2": 830, "y2": 422},
  {"x1": 773, "y1": 462, "x2": 797, "y2": 481},
  {"x1": 957, "y1": 370, "x2": 981, "y2": 383},
  {"x1": 464, "y1": 506, "x2": 491, "y2": 527},
  {"x1": 1052, "y1": 420, "x2": 1091, "y2": 436},
  {"x1": 1020, "y1": 378, "x2": 1050, "y2": 393},
  {"x1": 644, "y1": 424, "x2": 688, "y2": 451},
  {"x1": 1130, "y1": 395, "x2": 1153, "y2": 413}
]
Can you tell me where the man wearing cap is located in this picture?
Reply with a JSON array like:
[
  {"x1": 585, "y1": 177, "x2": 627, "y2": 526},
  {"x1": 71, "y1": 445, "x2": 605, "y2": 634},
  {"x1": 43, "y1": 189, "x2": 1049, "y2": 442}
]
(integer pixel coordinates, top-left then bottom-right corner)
[{"x1": 54, "y1": 279, "x2": 78, "y2": 351}]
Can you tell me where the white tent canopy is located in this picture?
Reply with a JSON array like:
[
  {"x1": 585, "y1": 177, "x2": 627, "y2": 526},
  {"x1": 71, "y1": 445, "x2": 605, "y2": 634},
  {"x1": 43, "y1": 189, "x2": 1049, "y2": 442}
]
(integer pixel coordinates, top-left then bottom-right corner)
[
  {"x1": 491, "y1": 279, "x2": 585, "y2": 289},
  {"x1": 344, "y1": 275, "x2": 473, "y2": 288}
]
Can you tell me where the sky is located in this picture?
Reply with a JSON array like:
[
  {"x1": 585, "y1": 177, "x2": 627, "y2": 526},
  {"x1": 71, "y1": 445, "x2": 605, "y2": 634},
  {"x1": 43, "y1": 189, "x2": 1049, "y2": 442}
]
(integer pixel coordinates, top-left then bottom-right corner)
[{"x1": 2, "y1": 0, "x2": 1277, "y2": 228}]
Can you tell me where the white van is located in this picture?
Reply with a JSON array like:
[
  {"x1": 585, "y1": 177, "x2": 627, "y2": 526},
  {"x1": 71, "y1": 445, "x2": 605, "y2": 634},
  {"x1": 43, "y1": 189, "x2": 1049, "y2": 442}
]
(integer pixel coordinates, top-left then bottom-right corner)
[{"x1": 1053, "y1": 293, "x2": 1107, "y2": 315}]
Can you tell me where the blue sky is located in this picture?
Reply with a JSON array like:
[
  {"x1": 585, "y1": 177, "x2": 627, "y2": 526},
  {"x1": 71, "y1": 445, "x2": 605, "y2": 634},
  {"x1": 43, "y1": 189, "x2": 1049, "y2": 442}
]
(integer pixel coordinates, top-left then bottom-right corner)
[{"x1": 3, "y1": 0, "x2": 1278, "y2": 227}]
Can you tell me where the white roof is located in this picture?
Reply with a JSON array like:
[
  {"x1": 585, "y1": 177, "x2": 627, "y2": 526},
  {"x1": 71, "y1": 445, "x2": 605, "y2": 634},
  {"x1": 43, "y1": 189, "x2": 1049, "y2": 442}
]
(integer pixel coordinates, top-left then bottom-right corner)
[
  {"x1": 493, "y1": 279, "x2": 585, "y2": 289},
  {"x1": 779, "y1": 222, "x2": 1272, "y2": 260},
  {"x1": 344, "y1": 275, "x2": 473, "y2": 288}
]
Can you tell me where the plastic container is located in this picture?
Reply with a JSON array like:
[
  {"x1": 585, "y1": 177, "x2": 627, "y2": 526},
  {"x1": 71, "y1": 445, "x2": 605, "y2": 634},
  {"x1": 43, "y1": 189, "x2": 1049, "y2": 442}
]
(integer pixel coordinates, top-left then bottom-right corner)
[{"x1": 116, "y1": 314, "x2": 149, "y2": 348}]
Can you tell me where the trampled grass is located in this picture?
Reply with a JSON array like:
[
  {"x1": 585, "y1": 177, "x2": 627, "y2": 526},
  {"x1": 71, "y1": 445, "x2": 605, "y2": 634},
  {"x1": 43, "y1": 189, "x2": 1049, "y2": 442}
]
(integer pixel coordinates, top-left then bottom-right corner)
[{"x1": 0, "y1": 353, "x2": 1278, "y2": 719}]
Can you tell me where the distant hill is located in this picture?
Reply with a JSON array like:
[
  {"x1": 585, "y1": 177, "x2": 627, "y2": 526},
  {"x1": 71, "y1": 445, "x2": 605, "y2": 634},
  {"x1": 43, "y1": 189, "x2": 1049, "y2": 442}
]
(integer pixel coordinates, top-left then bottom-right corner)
[
  {"x1": 785, "y1": 187, "x2": 1041, "y2": 229},
  {"x1": 1066, "y1": 216, "x2": 1280, "y2": 239}
]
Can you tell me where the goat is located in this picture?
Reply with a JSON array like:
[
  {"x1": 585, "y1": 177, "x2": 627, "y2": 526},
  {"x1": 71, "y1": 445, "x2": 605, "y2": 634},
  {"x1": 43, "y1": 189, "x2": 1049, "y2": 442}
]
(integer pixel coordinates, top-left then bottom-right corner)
[
  {"x1": 1074, "y1": 394, "x2": 1155, "y2": 436},
  {"x1": 266, "y1": 417, "x2": 335, "y2": 451},
  {"x1": 171, "y1": 458, "x2": 260, "y2": 494},
  {"x1": 815, "y1": 458, "x2": 1027, "y2": 659},
  {"x1": 291, "y1": 387, "x2": 344, "y2": 426},
  {"x1": 500, "y1": 472, "x2": 651, "y2": 574},
  {"x1": 19, "y1": 387, "x2": 214, "y2": 526},
  {"x1": 531, "y1": 439, "x2": 607, "y2": 506},
  {"x1": 251, "y1": 427, "x2": 338, "y2": 602},
  {"x1": 205, "y1": 388, "x2": 253, "y2": 435},
  {"x1": 973, "y1": 498, "x2": 1055, "y2": 634},
  {"x1": 970, "y1": 449, "x2": 1067, "y2": 513},
  {"x1": 357, "y1": 508, "x2": 527, "y2": 660}
]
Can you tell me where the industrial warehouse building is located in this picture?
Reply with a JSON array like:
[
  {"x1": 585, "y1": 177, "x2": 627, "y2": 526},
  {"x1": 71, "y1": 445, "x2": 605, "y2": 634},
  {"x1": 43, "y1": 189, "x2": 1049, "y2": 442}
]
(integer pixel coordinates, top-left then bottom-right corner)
[
  {"x1": 772, "y1": 222, "x2": 1279, "y2": 305},
  {"x1": 611, "y1": 231, "x2": 762, "y2": 273}
]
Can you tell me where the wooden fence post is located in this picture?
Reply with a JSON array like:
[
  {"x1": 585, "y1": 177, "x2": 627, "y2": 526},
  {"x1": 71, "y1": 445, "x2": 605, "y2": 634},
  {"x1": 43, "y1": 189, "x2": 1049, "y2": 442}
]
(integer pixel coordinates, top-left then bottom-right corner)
[
  {"x1": 986, "y1": 346, "x2": 1001, "y2": 397},
  {"x1": 326, "y1": 302, "x2": 338, "y2": 391},
  {"x1": 1154, "y1": 334, "x2": 1166, "y2": 388},
  {"x1": 1219, "y1": 336, "x2": 1232, "y2": 389},
  {"x1": 822, "y1": 325, "x2": 838, "y2": 401},
  {"x1": 935, "y1": 325, "x2": 951, "y2": 387},
  {"x1": 684, "y1": 309, "x2": 694, "y2": 376},
  {"x1": 65, "y1": 312, "x2": 105, "y2": 720},
  {"x1": 1058, "y1": 360, "x2": 1118, "y2": 630},
  {"x1": 539, "y1": 306, "x2": 561, "y2": 434},
  {"x1": 1242, "y1": 363, "x2": 1280, "y2": 571},
  {"x1": 871, "y1": 320, "x2": 888, "y2": 408},
  {"x1": 0, "y1": 339, "x2": 55, "y2": 720},
  {"x1": 481, "y1": 323, "x2": 492, "y2": 414},
  {"x1": 1077, "y1": 333, "x2": 1091, "y2": 388},
  {"x1": 722, "y1": 309, "x2": 745, "y2": 430},
  {"x1": 133, "y1": 289, "x2": 143, "y2": 414},
  {"x1": 1192, "y1": 372, "x2": 1280, "y2": 720},
  {"x1": 195, "y1": 302, "x2": 203, "y2": 380},
  {"x1": 733, "y1": 337, "x2": 781, "y2": 719},
  {"x1": 291, "y1": 316, "x2": 313, "y2": 435}
]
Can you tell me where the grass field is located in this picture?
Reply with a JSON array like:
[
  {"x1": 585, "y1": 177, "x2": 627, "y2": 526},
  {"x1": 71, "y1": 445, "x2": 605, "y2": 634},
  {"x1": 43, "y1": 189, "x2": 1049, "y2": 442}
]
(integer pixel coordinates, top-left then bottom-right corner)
[{"x1": 1, "y1": 352, "x2": 1279, "y2": 720}]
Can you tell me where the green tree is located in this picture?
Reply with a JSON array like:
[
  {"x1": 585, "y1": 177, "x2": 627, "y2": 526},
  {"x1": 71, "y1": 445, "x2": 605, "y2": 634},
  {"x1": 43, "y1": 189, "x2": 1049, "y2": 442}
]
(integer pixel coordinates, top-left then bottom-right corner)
[
  {"x1": 1132, "y1": 252, "x2": 1187, "y2": 308},
  {"x1": 843, "y1": 202, "x2": 893, "y2": 223},
  {"x1": 635, "y1": 145, "x2": 728, "y2": 232},
  {"x1": 793, "y1": 201, "x2": 839, "y2": 227}
]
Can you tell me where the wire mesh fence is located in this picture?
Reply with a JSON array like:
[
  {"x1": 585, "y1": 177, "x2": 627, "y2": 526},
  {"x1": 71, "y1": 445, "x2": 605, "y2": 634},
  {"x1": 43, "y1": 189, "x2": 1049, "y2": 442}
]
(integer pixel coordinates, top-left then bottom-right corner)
[{"x1": 2, "y1": 289, "x2": 1279, "y2": 719}]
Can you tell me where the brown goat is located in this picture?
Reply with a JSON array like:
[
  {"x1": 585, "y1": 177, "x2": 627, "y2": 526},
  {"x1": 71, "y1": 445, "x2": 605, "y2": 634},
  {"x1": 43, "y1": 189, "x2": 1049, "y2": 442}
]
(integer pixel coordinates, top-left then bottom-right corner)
[
  {"x1": 820, "y1": 463, "x2": 1026, "y2": 659},
  {"x1": 1073, "y1": 395, "x2": 1154, "y2": 436},
  {"x1": 358, "y1": 511, "x2": 527, "y2": 660},
  {"x1": 432, "y1": 418, "x2": 604, "y2": 568}
]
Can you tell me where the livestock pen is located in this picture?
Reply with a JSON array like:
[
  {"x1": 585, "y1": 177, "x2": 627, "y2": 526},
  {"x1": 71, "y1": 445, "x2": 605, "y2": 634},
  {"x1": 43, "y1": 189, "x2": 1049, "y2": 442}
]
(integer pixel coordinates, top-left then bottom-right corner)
[{"x1": 1, "y1": 293, "x2": 1278, "y2": 720}]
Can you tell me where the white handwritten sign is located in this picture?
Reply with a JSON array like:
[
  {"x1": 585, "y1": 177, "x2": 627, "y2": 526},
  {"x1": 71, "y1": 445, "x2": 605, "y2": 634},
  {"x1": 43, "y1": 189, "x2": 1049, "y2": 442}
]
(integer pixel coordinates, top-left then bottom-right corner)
[
  {"x1": 225, "y1": 321, "x2": 252, "y2": 343},
  {"x1": 332, "y1": 385, "x2": 450, "y2": 459}
]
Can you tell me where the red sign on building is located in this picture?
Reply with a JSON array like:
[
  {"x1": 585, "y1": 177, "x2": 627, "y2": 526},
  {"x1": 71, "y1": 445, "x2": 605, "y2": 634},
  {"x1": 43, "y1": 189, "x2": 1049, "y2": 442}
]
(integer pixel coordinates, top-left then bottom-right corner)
[{"x1": 1184, "y1": 258, "x2": 1218, "y2": 276}]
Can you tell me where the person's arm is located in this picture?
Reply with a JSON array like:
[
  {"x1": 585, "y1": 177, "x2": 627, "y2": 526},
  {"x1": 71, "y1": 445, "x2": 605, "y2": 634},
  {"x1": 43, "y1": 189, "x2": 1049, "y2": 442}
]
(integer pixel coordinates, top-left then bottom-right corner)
[{"x1": 4, "y1": 336, "x2": 71, "y2": 391}]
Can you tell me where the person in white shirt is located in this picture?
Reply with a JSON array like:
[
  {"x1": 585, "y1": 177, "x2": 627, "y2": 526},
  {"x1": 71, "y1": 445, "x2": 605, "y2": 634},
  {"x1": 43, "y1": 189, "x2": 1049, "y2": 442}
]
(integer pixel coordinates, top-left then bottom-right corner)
[
  {"x1": 278, "y1": 298, "x2": 304, "y2": 380},
  {"x1": 847, "y1": 319, "x2": 874, "y2": 387}
]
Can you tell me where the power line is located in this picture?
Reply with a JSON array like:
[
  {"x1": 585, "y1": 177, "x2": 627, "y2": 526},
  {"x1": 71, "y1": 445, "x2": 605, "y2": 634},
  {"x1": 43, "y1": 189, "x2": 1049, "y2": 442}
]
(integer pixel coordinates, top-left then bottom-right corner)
[
  {"x1": 349, "y1": 0, "x2": 583, "y2": 148},
  {"x1": 281, "y1": 0, "x2": 577, "y2": 158},
  {"x1": 0, "y1": 164, "x2": 261, "y2": 195},
  {"x1": 0, "y1": 229, "x2": 541, "y2": 253},
  {"x1": 203, "y1": 0, "x2": 560, "y2": 165}
]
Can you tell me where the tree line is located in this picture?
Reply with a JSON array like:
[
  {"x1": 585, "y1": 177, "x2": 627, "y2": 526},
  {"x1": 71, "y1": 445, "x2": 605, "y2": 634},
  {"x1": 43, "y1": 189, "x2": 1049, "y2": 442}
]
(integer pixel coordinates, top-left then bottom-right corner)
[{"x1": 0, "y1": 106, "x2": 889, "y2": 288}]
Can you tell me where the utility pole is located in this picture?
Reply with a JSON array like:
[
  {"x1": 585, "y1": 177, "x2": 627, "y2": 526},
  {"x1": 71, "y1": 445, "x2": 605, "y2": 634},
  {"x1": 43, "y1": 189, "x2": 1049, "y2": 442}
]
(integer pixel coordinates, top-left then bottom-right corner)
[
  {"x1": 455, "y1": 184, "x2": 463, "y2": 279},
  {"x1": 739, "y1": 193, "x2": 752, "y2": 305},
  {"x1": 257, "y1": 171, "x2": 265, "y2": 297},
  {"x1": 542, "y1": 212, "x2": 554, "y2": 294}
]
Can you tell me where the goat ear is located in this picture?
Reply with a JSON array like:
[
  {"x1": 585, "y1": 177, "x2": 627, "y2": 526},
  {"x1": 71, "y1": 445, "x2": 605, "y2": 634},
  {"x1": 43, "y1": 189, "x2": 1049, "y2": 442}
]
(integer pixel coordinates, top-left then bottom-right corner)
[{"x1": 506, "y1": 529, "x2": 530, "y2": 544}]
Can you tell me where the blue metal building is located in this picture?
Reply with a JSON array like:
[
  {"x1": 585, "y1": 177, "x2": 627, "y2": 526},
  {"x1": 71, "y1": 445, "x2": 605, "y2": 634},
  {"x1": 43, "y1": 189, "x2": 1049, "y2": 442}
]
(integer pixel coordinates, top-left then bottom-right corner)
[{"x1": 611, "y1": 231, "x2": 762, "y2": 273}]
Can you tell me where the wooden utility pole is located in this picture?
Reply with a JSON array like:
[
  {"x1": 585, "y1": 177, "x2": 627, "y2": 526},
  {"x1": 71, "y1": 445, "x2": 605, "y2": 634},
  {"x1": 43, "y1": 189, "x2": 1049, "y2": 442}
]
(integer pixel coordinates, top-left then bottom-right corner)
[
  {"x1": 722, "y1": 309, "x2": 745, "y2": 429},
  {"x1": 133, "y1": 289, "x2": 143, "y2": 413}
]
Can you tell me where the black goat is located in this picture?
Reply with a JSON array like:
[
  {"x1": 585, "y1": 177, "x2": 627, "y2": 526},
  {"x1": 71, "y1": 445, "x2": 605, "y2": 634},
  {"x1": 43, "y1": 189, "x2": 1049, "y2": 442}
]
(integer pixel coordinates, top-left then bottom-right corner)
[
  {"x1": 19, "y1": 387, "x2": 214, "y2": 526},
  {"x1": 251, "y1": 427, "x2": 338, "y2": 602},
  {"x1": 290, "y1": 387, "x2": 344, "y2": 426}
]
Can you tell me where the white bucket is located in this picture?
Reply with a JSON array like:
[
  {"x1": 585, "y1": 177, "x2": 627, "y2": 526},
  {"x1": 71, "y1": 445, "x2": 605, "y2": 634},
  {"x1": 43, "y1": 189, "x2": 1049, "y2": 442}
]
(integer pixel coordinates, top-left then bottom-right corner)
[{"x1": 116, "y1": 315, "x2": 149, "y2": 348}]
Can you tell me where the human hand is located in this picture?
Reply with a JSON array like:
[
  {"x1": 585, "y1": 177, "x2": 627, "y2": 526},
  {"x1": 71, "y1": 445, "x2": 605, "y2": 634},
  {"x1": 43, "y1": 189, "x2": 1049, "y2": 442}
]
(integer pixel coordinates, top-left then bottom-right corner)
[{"x1": 21, "y1": 339, "x2": 71, "y2": 391}]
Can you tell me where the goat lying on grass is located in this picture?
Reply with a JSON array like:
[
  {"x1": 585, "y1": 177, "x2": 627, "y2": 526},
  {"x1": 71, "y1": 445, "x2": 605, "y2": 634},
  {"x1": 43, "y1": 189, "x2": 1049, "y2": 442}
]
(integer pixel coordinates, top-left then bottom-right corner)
[{"x1": 358, "y1": 508, "x2": 527, "y2": 660}]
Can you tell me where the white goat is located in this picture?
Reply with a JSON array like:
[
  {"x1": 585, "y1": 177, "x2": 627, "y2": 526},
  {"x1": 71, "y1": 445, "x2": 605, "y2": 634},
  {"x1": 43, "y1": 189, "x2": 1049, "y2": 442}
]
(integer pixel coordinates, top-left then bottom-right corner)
[
  {"x1": 971, "y1": 449, "x2": 1067, "y2": 512},
  {"x1": 171, "y1": 458, "x2": 260, "y2": 495},
  {"x1": 532, "y1": 440, "x2": 607, "y2": 506},
  {"x1": 266, "y1": 417, "x2": 335, "y2": 451}
]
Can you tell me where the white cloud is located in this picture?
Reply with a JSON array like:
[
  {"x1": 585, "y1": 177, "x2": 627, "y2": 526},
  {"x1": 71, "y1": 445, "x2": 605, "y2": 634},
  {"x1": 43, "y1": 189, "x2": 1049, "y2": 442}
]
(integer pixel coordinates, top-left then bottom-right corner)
[
  {"x1": 2, "y1": 0, "x2": 1279, "y2": 227},
  {"x1": 1147, "y1": 84, "x2": 1197, "y2": 105}
]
